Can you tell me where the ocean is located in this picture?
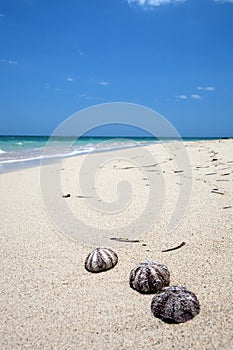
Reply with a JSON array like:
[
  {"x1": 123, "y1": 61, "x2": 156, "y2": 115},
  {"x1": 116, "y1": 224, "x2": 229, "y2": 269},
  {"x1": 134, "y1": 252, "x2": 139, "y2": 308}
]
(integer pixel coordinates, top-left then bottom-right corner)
[
  {"x1": 0, "y1": 135, "x2": 158, "y2": 173},
  {"x1": 0, "y1": 135, "x2": 226, "y2": 173}
]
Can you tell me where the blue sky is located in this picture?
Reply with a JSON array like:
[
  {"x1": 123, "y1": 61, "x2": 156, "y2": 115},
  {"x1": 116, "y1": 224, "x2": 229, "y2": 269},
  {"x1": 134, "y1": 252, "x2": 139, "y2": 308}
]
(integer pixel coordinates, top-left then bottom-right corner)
[{"x1": 0, "y1": 0, "x2": 233, "y2": 136}]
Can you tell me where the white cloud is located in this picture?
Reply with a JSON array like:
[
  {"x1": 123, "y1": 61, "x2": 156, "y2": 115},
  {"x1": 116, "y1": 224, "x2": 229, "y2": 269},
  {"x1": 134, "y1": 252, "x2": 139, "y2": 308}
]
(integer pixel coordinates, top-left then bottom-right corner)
[
  {"x1": 176, "y1": 94, "x2": 188, "y2": 100},
  {"x1": 99, "y1": 80, "x2": 109, "y2": 86},
  {"x1": 191, "y1": 94, "x2": 202, "y2": 100},
  {"x1": 214, "y1": 0, "x2": 233, "y2": 3},
  {"x1": 80, "y1": 93, "x2": 87, "y2": 98},
  {"x1": 66, "y1": 77, "x2": 75, "y2": 82},
  {"x1": 197, "y1": 86, "x2": 215, "y2": 91},
  {"x1": 205, "y1": 87, "x2": 215, "y2": 91},
  {"x1": 78, "y1": 50, "x2": 85, "y2": 56},
  {"x1": 128, "y1": 0, "x2": 186, "y2": 8},
  {"x1": 8, "y1": 60, "x2": 17, "y2": 65},
  {"x1": 79, "y1": 93, "x2": 93, "y2": 100},
  {"x1": 127, "y1": 0, "x2": 233, "y2": 9},
  {"x1": 0, "y1": 13, "x2": 6, "y2": 17},
  {"x1": 79, "y1": 93, "x2": 97, "y2": 100},
  {"x1": 0, "y1": 59, "x2": 17, "y2": 65}
]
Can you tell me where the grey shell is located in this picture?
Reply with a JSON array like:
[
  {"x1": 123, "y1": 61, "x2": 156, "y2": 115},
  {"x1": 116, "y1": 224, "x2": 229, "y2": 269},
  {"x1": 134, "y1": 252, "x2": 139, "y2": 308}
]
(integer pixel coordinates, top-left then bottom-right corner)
[
  {"x1": 129, "y1": 261, "x2": 170, "y2": 294},
  {"x1": 85, "y1": 247, "x2": 118, "y2": 273},
  {"x1": 151, "y1": 286, "x2": 200, "y2": 323}
]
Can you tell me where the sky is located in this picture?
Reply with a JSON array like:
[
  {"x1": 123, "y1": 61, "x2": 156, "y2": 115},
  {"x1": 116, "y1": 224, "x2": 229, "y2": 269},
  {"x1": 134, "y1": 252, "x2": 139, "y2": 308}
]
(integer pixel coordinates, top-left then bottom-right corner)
[{"x1": 0, "y1": 0, "x2": 233, "y2": 137}]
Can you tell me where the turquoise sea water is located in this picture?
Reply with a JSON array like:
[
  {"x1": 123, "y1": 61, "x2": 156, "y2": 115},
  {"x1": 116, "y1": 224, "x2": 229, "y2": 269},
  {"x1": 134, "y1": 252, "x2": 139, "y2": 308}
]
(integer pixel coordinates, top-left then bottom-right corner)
[{"x1": 0, "y1": 135, "x2": 229, "y2": 173}]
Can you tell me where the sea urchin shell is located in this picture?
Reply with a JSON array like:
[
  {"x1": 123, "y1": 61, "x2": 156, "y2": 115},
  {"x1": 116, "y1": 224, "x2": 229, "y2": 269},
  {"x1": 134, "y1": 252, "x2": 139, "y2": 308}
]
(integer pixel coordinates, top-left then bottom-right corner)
[
  {"x1": 151, "y1": 286, "x2": 200, "y2": 323},
  {"x1": 85, "y1": 247, "x2": 118, "y2": 273},
  {"x1": 129, "y1": 261, "x2": 170, "y2": 294}
]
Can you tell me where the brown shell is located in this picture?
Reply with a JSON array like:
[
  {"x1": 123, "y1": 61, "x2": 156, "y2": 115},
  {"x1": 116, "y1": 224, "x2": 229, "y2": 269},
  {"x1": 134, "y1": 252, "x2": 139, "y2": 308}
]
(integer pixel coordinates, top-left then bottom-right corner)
[
  {"x1": 85, "y1": 247, "x2": 118, "y2": 273},
  {"x1": 151, "y1": 286, "x2": 200, "y2": 323},
  {"x1": 129, "y1": 261, "x2": 170, "y2": 294}
]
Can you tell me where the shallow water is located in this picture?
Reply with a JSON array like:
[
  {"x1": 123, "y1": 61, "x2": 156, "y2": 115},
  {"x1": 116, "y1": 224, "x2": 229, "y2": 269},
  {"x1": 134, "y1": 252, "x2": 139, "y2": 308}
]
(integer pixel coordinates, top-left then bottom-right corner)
[{"x1": 0, "y1": 135, "x2": 225, "y2": 173}]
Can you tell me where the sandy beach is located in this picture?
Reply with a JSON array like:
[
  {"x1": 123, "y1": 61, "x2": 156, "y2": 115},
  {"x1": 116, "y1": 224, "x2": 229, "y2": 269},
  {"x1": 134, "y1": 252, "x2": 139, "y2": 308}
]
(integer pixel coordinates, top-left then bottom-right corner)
[{"x1": 0, "y1": 139, "x2": 232, "y2": 350}]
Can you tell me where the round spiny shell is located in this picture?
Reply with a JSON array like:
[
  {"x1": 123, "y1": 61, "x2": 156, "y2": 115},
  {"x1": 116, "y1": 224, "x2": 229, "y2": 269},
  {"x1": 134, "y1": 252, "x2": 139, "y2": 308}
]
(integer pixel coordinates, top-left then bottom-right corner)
[
  {"x1": 129, "y1": 261, "x2": 170, "y2": 294},
  {"x1": 151, "y1": 286, "x2": 200, "y2": 324},
  {"x1": 85, "y1": 247, "x2": 118, "y2": 273}
]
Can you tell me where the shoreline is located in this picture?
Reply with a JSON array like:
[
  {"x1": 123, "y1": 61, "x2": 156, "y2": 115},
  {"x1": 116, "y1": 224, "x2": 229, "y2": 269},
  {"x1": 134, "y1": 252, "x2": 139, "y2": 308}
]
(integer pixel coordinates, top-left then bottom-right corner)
[
  {"x1": 1, "y1": 139, "x2": 233, "y2": 349},
  {"x1": 1, "y1": 137, "x2": 232, "y2": 175}
]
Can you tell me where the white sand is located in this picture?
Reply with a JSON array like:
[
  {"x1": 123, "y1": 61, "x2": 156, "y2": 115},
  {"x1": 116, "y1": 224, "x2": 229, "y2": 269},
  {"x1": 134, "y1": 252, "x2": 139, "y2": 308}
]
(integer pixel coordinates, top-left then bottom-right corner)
[{"x1": 0, "y1": 139, "x2": 233, "y2": 349}]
